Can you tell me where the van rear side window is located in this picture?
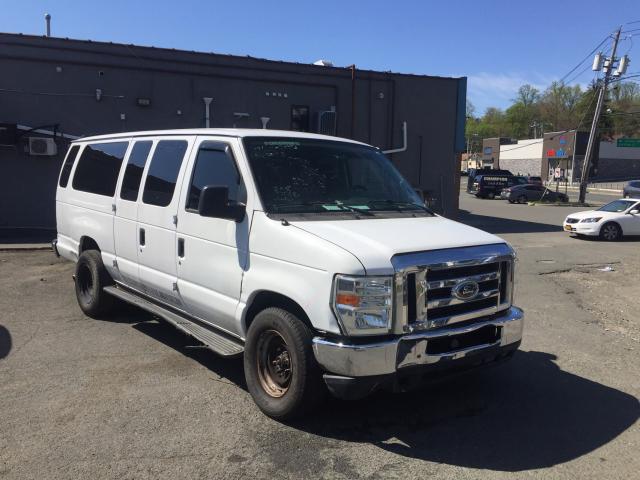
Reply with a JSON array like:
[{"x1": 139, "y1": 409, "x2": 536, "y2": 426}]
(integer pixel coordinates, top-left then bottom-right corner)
[
  {"x1": 142, "y1": 140, "x2": 188, "y2": 207},
  {"x1": 58, "y1": 145, "x2": 80, "y2": 187},
  {"x1": 120, "y1": 141, "x2": 153, "y2": 201},
  {"x1": 72, "y1": 142, "x2": 129, "y2": 196}
]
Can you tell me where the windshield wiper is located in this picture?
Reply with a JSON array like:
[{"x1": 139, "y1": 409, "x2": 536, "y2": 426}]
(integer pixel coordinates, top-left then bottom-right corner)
[
  {"x1": 271, "y1": 201, "x2": 373, "y2": 216},
  {"x1": 307, "y1": 200, "x2": 374, "y2": 216},
  {"x1": 367, "y1": 200, "x2": 434, "y2": 215}
]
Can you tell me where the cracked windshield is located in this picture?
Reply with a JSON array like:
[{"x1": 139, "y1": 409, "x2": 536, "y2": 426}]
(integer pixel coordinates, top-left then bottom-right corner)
[{"x1": 243, "y1": 137, "x2": 426, "y2": 214}]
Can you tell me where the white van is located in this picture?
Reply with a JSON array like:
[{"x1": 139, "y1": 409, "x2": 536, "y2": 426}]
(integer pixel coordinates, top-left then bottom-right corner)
[{"x1": 54, "y1": 129, "x2": 523, "y2": 419}]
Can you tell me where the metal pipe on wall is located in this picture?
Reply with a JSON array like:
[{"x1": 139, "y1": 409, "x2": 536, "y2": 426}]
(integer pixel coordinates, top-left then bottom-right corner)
[
  {"x1": 350, "y1": 64, "x2": 356, "y2": 138},
  {"x1": 203, "y1": 97, "x2": 213, "y2": 128},
  {"x1": 383, "y1": 121, "x2": 408, "y2": 154}
]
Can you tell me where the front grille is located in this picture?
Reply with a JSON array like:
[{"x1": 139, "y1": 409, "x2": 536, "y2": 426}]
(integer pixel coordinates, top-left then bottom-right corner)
[
  {"x1": 394, "y1": 244, "x2": 515, "y2": 332},
  {"x1": 424, "y1": 261, "x2": 506, "y2": 327},
  {"x1": 566, "y1": 218, "x2": 580, "y2": 224}
]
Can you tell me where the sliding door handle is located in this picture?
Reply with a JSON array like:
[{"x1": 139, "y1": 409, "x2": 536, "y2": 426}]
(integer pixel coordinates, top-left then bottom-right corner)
[
  {"x1": 177, "y1": 238, "x2": 185, "y2": 258},
  {"x1": 139, "y1": 228, "x2": 146, "y2": 246}
]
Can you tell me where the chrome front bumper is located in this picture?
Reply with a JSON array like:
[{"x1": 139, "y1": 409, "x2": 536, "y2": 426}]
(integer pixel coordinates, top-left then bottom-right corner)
[{"x1": 312, "y1": 306, "x2": 523, "y2": 378}]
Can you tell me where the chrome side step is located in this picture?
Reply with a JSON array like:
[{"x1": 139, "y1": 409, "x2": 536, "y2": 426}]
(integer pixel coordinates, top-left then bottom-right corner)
[{"x1": 104, "y1": 286, "x2": 244, "y2": 357}]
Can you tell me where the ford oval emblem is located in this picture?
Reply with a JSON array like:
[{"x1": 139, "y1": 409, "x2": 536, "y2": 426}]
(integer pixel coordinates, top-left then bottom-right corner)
[{"x1": 452, "y1": 281, "x2": 480, "y2": 301}]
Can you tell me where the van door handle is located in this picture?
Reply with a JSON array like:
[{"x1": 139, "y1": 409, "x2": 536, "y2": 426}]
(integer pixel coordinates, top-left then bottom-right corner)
[
  {"x1": 177, "y1": 238, "x2": 185, "y2": 258},
  {"x1": 139, "y1": 228, "x2": 146, "y2": 246}
]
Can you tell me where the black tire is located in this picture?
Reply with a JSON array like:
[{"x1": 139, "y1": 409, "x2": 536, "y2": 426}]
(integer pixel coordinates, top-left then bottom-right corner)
[
  {"x1": 486, "y1": 192, "x2": 495, "y2": 199},
  {"x1": 517, "y1": 195, "x2": 527, "y2": 204},
  {"x1": 244, "y1": 307, "x2": 326, "y2": 420},
  {"x1": 75, "y1": 250, "x2": 116, "y2": 318},
  {"x1": 508, "y1": 199, "x2": 515, "y2": 204},
  {"x1": 599, "y1": 222, "x2": 622, "y2": 241}
]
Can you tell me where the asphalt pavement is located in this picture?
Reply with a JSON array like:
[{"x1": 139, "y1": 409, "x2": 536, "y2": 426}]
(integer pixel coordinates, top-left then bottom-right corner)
[{"x1": 1, "y1": 194, "x2": 638, "y2": 480}]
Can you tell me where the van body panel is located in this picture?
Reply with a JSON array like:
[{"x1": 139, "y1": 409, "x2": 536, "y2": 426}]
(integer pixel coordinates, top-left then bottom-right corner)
[
  {"x1": 175, "y1": 137, "x2": 252, "y2": 336},
  {"x1": 241, "y1": 211, "x2": 366, "y2": 336},
  {"x1": 113, "y1": 139, "x2": 142, "y2": 287},
  {"x1": 135, "y1": 136, "x2": 196, "y2": 308}
]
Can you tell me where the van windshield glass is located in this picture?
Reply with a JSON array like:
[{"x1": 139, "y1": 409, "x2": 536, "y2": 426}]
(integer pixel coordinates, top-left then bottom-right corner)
[{"x1": 243, "y1": 137, "x2": 426, "y2": 214}]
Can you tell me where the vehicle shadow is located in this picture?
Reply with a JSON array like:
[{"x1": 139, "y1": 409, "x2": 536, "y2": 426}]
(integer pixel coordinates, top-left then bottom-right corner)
[
  {"x1": 458, "y1": 209, "x2": 562, "y2": 234},
  {"x1": 131, "y1": 318, "x2": 247, "y2": 389},
  {"x1": 291, "y1": 351, "x2": 639, "y2": 472},
  {"x1": 0, "y1": 325, "x2": 12, "y2": 360},
  {"x1": 119, "y1": 310, "x2": 640, "y2": 472}
]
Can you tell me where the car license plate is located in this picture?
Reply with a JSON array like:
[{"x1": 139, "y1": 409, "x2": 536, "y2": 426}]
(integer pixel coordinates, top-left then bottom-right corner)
[{"x1": 563, "y1": 225, "x2": 573, "y2": 231}]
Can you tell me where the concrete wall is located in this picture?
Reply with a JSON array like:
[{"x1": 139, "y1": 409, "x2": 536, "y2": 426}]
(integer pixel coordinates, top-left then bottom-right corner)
[
  {"x1": 0, "y1": 34, "x2": 466, "y2": 233},
  {"x1": 497, "y1": 139, "x2": 543, "y2": 176}
]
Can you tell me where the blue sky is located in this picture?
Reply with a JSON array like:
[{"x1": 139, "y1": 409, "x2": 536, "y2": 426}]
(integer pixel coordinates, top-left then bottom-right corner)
[{"x1": 3, "y1": 0, "x2": 639, "y2": 114}]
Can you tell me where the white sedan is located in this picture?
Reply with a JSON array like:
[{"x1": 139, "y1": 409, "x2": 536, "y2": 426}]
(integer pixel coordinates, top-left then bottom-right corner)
[{"x1": 563, "y1": 198, "x2": 640, "y2": 241}]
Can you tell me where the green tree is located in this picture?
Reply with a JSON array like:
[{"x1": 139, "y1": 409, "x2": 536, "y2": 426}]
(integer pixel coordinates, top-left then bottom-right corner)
[{"x1": 538, "y1": 81, "x2": 583, "y2": 131}]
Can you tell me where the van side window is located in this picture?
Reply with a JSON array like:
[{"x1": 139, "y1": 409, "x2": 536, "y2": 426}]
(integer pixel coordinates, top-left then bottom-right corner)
[
  {"x1": 186, "y1": 143, "x2": 245, "y2": 211},
  {"x1": 58, "y1": 145, "x2": 80, "y2": 187},
  {"x1": 142, "y1": 140, "x2": 188, "y2": 207},
  {"x1": 72, "y1": 142, "x2": 128, "y2": 196},
  {"x1": 120, "y1": 141, "x2": 153, "y2": 201}
]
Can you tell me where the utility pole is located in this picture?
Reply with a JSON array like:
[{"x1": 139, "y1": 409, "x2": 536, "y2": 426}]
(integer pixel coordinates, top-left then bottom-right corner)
[{"x1": 578, "y1": 27, "x2": 622, "y2": 204}]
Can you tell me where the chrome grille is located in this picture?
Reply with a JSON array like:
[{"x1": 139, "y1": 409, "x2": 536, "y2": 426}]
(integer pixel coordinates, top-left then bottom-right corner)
[{"x1": 391, "y1": 244, "x2": 515, "y2": 333}]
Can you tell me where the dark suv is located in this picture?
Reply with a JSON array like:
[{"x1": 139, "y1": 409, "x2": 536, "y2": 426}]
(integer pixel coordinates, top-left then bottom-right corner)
[{"x1": 623, "y1": 180, "x2": 640, "y2": 198}]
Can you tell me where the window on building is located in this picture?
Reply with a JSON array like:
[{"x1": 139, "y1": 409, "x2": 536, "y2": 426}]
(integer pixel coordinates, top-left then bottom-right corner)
[
  {"x1": 58, "y1": 145, "x2": 80, "y2": 187},
  {"x1": 186, "y1": 142, "x2": 245, "y2": 211},
  {"x1": 72, "y1": 142, "x2": 128, "y2": 196},
  {"x1": 142, "y1": 140, "x2": 188, "y2": 207},
  {"x1": 120, "y1": 141, "x2": 153, "y2": 201},
  {"x1": 291, "y1": 105, "x2": 310, "y2": 132}
]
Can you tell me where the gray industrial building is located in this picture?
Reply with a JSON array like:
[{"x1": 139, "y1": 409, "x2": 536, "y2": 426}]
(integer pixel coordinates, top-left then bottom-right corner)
[{"x1": 0, "y1": 33, "x2": 466, "y2": 239}]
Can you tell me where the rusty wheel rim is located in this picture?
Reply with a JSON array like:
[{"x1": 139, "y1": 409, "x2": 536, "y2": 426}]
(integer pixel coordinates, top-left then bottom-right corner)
[{"x1": 256, "y1": 330, "x2": 292, "y2": 398}]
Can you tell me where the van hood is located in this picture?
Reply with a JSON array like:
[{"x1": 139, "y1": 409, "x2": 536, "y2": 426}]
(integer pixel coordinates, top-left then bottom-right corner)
[{"x1": 290, "y1": 215, "x2": 506, "y2": 275}]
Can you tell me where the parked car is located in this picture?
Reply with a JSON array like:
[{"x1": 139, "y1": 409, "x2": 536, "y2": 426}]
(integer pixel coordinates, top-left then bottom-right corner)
[
  {"x1": 469, "y1": 174, "x2": 513, "y2": 199},
  {"x1": 623, "y1": 180, "x2": 640, "y2": 198},
  {"x1": 53, "y1": 129, "x2": 523, "y2": 419},
  {"x1": 525, "y1": 176, "x2": 543, "y2": 186},
  {"x1": 510, "y1": 176, "x2": 529, "y2": 186},
  {"x1": 563, "y1": 198, "x2": 640, "y2": 240},
  {"x1": 500, "y1": 184, "x2": 569, "y2": 203}
]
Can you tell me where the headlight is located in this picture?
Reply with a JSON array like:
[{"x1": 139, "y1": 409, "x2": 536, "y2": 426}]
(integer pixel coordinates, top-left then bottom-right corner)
[
  {"x1": 332, "y1": 275, "x2": 393, "y2": 336},
  {"x1": 580, "y1": 217, "x2": 602, "y2": 223}
]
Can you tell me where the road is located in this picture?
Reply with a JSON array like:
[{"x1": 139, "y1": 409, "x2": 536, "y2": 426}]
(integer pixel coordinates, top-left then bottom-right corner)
[{"x1": 1, "y1": 196, "x2": 638, "y2": 480}]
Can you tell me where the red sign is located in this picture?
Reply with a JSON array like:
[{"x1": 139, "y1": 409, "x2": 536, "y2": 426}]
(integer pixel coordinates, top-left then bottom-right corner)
[{"x1": 547, "y1": 149, "x2": 556, "y2": 157}]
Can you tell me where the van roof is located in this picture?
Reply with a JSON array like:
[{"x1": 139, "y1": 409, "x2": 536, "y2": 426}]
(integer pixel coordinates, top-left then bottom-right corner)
[{"x1": 73, "y1": 128, "x2": 370, "y2": 146}]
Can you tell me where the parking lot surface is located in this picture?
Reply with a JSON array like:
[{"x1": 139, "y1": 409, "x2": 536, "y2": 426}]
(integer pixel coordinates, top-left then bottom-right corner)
[{"x1": 1, "y1": 193, "x2": 639, "y2": 479}]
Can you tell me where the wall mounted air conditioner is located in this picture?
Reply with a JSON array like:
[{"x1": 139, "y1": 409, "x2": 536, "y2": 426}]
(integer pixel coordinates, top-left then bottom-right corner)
[{"x1": 28, "y1": 137, "x2": 57, "y2": 156}]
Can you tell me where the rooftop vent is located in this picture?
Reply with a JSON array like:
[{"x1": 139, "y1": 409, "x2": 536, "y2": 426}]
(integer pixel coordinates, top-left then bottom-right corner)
[{"x1": 313, "y1": 59, "x2": 334, "y2": 67}]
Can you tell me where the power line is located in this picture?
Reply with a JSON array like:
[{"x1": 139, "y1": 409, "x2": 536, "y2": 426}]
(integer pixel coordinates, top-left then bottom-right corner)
[{"x1": 559, "y1": 35, "x2": 611, "y2": 85}]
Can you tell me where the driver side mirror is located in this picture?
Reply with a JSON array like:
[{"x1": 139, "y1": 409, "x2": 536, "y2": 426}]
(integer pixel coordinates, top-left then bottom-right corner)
[
  {"x1": 629, "y1": 209, "x2": 639, "y2": 215},
  {"x1": 198, "y1": 185, "x2": 246, "y2": 222}
]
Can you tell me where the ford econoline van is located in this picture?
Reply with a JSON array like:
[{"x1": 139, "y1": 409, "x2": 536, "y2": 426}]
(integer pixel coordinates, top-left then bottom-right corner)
[{"x1": 54, "y1": 129, "x2": 523, "y2": 419}]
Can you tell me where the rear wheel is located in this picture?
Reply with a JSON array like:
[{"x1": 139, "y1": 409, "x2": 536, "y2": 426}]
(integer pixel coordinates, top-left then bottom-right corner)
[
  {"x1": 244, "y1": 308, "x2": 326, "y2": 420},
  {"x1": 486, "y1": 192, "x2": 495, "y2": 199},
  {"x1": 75, "y1": 250, "x2": 116, "y2": 318},
  {"x1": 599, "y1": 222, "x2": 622, "y2": 241}
]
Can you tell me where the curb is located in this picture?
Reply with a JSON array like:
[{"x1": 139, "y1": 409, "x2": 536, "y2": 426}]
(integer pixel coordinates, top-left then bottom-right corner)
[{"x1": 0, "y1": 244, "x2": 52, "y2": 252}]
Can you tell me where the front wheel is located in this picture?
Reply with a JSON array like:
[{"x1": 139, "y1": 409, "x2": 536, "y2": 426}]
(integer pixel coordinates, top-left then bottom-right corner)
[
  {"x1": 599, "y1": 222, "x2": 622, "y2": 241},
  {"x1": 517, "y1": 195, "x2": 527, "y2": 204},
  {"x1": 244, "y1": 308, "x2": 326, "y2": 420}
]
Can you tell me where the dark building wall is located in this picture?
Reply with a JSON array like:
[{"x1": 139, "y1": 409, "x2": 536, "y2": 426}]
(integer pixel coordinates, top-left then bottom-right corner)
[{"x1": 0, "y1": 33, "x2": 465, "y2": 232}]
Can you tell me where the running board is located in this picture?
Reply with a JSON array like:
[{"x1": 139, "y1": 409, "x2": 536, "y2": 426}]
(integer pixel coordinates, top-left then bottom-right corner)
[{"x1": 104, "y1": 286, "x2": 244, "y2": 357}]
